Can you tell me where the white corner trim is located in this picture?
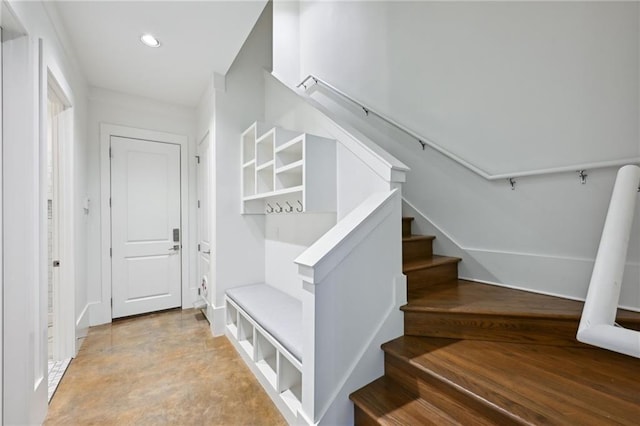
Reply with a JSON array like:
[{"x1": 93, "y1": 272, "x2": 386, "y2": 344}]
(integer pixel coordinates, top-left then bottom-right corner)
[{"x1": 213, "y1": 72, "x2": 226, "y2": 92}]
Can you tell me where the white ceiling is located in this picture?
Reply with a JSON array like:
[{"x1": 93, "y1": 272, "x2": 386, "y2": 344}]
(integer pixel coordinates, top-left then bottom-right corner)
[{"x1": 53, "y1": 1, "x2": 268, "y2": 107}]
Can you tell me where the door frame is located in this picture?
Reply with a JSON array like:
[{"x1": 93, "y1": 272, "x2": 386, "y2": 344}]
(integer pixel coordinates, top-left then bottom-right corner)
[
  {"x1": 41, "y1": 42, "x2": 76, "y2": 360},
  {"x1": 196, "y1": 132, "x2": 212, "y2": 307},
  {"x1": 98, "y1": 124, "x2": 189, "y2": 324}
]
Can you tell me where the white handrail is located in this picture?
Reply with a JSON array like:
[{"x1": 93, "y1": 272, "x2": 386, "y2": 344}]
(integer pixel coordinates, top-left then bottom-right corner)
[
  {"x1": 298, "y1": 74, "x2": 640, "y2": 182},
  {"x1": 577, "y1": 165, "x2": 640, "y2": 358}
]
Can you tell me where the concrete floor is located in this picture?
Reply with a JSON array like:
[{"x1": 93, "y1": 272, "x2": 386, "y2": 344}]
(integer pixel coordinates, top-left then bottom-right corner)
[{"x1": 45, "y1": 308, "x2": 286, "y2": 425}]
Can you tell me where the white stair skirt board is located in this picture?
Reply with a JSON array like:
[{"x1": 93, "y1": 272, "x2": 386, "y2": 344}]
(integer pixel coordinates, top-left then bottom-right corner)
[
  {"x1": 48, "y1": 358, "x2": 71, "y2": 403},
  {"x1": 577, "y1": 165, "x2": 640, "y2": 358}
]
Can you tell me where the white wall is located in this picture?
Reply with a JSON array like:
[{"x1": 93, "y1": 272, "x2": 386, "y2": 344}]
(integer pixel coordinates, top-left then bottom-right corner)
[
  {"x1": 86, "y1": 88, "x2": 197, "y2": 325},
  {"x1": 264, "y1": 72, "x2": 394, "y2": 220},
  {"x1": 298, "y1": 1, "x2": 639, "y2": 172},
  {"x1": 275, "y1": 1, "x2": 640, "y2": 309},
  {"x1": 2, "y1": 0, "x2": 92, "y2": 421},
  {"x1": 265, "y1": 213, "x2": 335, "y2": 300},
  {"x1": 7, "y1": 0, "x2": 91, "y2": 342},
  {"x1": 195, "y1": 2, "x2": 272, "y2": 334}
]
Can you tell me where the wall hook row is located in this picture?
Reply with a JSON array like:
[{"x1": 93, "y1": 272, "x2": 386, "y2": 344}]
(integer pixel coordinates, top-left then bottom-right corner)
[{"x1": 265, "y1": 200, "x2": 304, "y2": 214}]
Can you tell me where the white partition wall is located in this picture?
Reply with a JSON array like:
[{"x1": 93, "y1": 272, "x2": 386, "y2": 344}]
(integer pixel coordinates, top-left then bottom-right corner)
[{"x1": 2, "y1": 32, "x2": 48, "y2": 425}]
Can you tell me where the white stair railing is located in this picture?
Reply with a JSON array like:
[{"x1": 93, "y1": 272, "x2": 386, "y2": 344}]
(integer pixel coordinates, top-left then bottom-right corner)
[
  {"x1": 577, "y1": 165, "x2": 640, "y2": 358},
  {"x1": 298, "y1": 74, "x2": 640, "y2": 183}
]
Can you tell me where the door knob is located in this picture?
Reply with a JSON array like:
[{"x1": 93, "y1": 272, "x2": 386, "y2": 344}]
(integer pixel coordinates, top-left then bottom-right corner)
[
  {"x1": 203, "y1": 250, "x2": 211, "y2": 254},
  {"x1": 169, "y1": 245, "x2": 180, "y2": 251}
]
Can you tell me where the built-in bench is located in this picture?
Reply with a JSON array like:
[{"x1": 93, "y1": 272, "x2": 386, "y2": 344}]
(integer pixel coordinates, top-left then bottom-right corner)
[{"x1": 225, "y1": 283, "x2": 303, "y2": 421}]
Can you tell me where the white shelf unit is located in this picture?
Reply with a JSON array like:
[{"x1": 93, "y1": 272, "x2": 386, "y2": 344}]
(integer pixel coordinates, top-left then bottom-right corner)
[
  {"x1": 225, "y1": 297, "x2": 303, "y2": 421},
  {"x1": 241, "y1": 122, "x2": 336, "y2": 214},
  {"x1": 241, "y1": 122, "x2": 271, "y2": 199}
]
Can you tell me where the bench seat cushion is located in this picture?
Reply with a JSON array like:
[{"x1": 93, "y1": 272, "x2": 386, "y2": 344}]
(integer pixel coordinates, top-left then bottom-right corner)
[{"x1": 227, "y1": 283, "x2": 302, "y2": 362}]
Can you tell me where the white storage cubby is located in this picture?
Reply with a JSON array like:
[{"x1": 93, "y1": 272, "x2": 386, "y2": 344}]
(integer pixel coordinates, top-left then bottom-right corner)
[
  {"x1": 226, "y1": 303, "x2": 239, "y2": 338},
  {"x1": 278, "y1": 353, "x2": 303, "y2": 413},
  {"x1": 256, "y1": 162, "x2": 275, "y2": 193},
  {"x1": 225, "y1": 297, "x2": 303, "y2": 422},
  {"x1": 255, "y1": 333, "x2": 278, "y2": 389},
  {"x1": 241, "y1": 122, "x2": 270, "y2": 199},
  {"x1": 243, "y1": 164, "x2": 256, "y2": 197},
  {"x1": 241, "y1": 122, "x2": 336, "y2": 214},
  {"x1": 237, "y1": 315, "x2": 255, "y2": 359}
]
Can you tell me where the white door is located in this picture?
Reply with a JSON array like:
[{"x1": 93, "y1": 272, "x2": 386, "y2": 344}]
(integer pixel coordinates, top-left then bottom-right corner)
[
  {"x1": 111, "y1": 136, "x2": 182, "y2": 318},
  {"x1": 197, "y1": 135, "x2": 211, "y2": 303}
]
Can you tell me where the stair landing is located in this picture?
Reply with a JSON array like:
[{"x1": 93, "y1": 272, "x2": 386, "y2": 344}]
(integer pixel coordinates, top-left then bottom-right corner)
[
  {"x1": 402, "y1": 279, "x2": 640, "y2": 346},
  {"x1": 352, "y1": 335, "x2": 640, "y2": 425},
  {"x1": 352, "y1": 216, "x2": 640, "y2": 424}
]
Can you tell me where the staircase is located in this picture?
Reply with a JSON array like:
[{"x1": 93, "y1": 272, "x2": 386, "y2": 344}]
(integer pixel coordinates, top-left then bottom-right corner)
[{"x1": 350, "y1": 217, "x2": 640, "y2": 425}]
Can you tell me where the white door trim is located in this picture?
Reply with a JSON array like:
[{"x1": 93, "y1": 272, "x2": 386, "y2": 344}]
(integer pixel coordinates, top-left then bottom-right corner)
[
  {"x1": 0, "y1": 16, "x2": 5, "y2": 426},
  {"x1": 41, "y1": 39, "x2": 76, "y2": 359},
  {"x1": 96, "y1": 124, "x2": 189, "y2": 325}
]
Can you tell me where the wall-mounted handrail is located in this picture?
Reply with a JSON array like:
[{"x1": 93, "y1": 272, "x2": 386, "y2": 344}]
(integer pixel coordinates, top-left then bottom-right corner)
[
  {"x1": 576, "y1": 165, "x2": 640, "y2": 358},
  {"x1": 298, "y1": 74, "x2": 640, "y2": 183}
]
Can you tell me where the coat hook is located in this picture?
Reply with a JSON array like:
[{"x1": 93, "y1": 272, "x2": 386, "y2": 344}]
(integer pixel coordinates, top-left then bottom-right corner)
[
  {"x1": 578, "y1": 170, "x2": 588, "y2": 185},
  {"x1": 285, "y1": 201, "x2": 294, "y2": 213},
  {"x1": 508, "y1": 178, "x2": 516, "y2": 190},
  {"x1": 296, "y1": 200, "x2": 303, "y2": 212},
  {"x1": 275, "y1": 202, "x2": 283, "y2": 213},
  {"x1": 266, "y1": 203, "x2": 274, "y2": 214}
]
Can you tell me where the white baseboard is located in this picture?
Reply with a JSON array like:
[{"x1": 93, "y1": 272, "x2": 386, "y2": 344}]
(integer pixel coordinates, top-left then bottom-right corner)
[
  {"x1": 75, "y1": 303, "x2": 90, "y2": 355},
  {"x1": 88, "y1": 301, "x2": 111, "y2": 327},
  {"x1": 211, "y1": 304, "x2": 226, "y2": 336}
]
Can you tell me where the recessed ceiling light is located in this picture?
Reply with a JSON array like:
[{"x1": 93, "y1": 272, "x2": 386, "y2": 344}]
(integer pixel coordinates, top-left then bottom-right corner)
[{"x1": 140, "y1": 33, "x2": 160, "y2": 48}]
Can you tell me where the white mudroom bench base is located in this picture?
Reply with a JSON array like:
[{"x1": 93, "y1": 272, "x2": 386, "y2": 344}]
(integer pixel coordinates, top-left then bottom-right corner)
[{"x1": 225, "y1": 283, "x2": 303, "y2": 424}]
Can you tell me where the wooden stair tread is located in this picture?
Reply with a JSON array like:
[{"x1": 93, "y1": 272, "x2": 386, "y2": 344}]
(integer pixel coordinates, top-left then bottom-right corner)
[
  {"x1": 383, "y1": 336, "x2": 640, "y2": 425},
  {"x1": 350, "y1": 376, "x2": 494, "y2": 426},
  {"x1": 402, "y1": 234, "x2": 435, "y2": 242},
  {"x1": 403, "y1": 280, "x2": 640, "y2": 324},
  {"x1": 403, "y1": 255, "x2": 461, "y2": 272}
]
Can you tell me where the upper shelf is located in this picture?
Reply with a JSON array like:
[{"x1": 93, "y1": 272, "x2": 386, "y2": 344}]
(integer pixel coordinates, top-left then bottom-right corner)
[{"x1": 241, "y1": 122, "x2": 336, "y2": 214}]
